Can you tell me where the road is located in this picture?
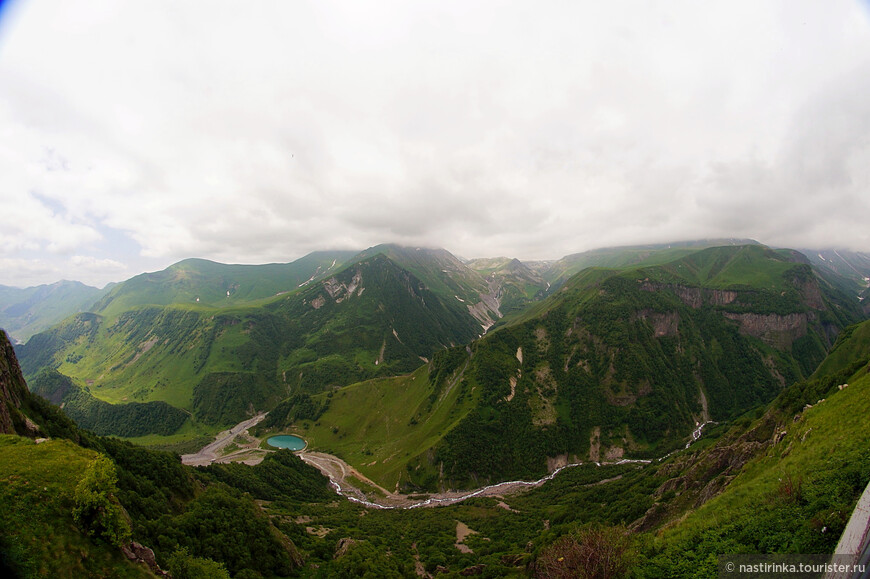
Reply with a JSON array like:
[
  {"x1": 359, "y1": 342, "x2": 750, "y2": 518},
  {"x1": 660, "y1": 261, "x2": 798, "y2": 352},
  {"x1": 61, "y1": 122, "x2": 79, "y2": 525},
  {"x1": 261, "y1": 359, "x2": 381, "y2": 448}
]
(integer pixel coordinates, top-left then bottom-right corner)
[
  {"x1": 180, "y1": 412, "x2": 705, "y2": 510},
  {"x1": 180, "y1": 413, "x2": 267, "y2": 467}
]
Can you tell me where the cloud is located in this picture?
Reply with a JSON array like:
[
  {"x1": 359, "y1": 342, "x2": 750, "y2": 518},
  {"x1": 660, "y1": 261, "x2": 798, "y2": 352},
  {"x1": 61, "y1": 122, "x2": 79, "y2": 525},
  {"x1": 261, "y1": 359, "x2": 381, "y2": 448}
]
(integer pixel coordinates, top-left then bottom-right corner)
[{"x1": 0, "y1": 0, "x2": 869, "y2": 285}]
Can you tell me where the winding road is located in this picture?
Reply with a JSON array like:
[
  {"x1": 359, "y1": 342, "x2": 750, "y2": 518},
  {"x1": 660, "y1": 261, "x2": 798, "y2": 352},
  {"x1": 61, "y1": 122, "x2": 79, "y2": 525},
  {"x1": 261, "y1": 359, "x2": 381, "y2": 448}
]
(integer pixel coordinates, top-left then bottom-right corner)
[
  {"x1": 182, "y1": 414, "x2": 713, "y2": 509},
  {"x1": 180, "y1": 413, "x2": 268, "y2": 466}
]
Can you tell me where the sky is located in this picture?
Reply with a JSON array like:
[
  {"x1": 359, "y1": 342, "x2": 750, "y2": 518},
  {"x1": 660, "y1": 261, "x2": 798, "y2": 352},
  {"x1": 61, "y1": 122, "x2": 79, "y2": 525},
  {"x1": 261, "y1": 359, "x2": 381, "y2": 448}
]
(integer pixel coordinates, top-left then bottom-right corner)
[{"x1": 1, "y1": 1, "x2": 870, "y2": 288}]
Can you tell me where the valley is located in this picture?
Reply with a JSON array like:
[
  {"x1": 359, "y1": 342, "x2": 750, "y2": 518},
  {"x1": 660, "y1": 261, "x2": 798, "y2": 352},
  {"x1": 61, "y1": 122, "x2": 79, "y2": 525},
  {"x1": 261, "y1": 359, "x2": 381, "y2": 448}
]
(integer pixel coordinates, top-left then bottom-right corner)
[
  {"x1": 175, "y1": 410, "x2": 691, "y2": 510},
  {"x1": 2, "y1": 240, "x2": 870, "y2": 577}
]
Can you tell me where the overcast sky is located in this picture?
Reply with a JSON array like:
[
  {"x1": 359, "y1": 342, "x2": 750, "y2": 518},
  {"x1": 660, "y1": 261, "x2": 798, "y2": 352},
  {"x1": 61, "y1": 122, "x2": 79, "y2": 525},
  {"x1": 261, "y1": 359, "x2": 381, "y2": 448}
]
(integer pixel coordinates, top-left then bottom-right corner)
[{"x1": 1, "y1": 1, "x2": 870, "y2": 287}]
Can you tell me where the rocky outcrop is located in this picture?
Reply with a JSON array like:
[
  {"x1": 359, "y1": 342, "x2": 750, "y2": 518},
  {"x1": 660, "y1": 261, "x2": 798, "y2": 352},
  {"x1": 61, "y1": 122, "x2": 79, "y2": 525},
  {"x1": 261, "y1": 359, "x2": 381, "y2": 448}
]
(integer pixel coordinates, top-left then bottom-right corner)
[
  {"x1": 0, "y1": 330, "x2": 28, "y2": 434},
  {"x1": 639, "y1": 283, "x2": 738, "y2": 309},
  {"x1": 334, "y1": 537, "x2": 358, "y2": 559},
  {"x1": 322, "y1": 269, "x2": 363, "y2": 303},
  {"x1": 795, "y1": 277, "x2": 825, "y2": 310},
  {"x1": 709, "y1": 289, "x2": 738, "y2": 306},
  {"x1": 632, "y1": 414, "x2": 780, "y2": 532},
  {"x1": 121, "y1": 542, "x2": 170, "y2": 577},
  {"x1": 637, "y1": 310, "x2": 680, "y2": 337},
  {"x1": 723, "y1": 312, "x2": 808, "y2": 349}
]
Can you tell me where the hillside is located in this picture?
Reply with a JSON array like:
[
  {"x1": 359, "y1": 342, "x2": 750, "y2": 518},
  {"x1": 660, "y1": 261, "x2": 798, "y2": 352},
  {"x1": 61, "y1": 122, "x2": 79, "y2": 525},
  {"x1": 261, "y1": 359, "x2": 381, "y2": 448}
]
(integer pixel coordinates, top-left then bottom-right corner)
[
  {"x1": 15, "y1": 251, "x2": 485, "y2": 434},
  {"x1": 266, "y1": 245, "x2": 866, "y2": 492},
  {"x1": 355, "y1": 244, "x2": 507, "y2": 331},
  {"x1": 249, "y1": 319, "x2": 870, "y2": 577},
  {"x1": 3, "y1": 298, "x2": 870, "y2": 577},
  {"x1": 541, "y1": 238, "x2": 761, "y2": 289},
  {"x1": 0, "y1": 329, "x2": 328, "y2": 578},
  {"x1": 431, "y1": 245, "x2": 863, "y2": 486},
  {"x1": 91, "y1": 250, "x2": 358, "y2": 317},
  {"x1": 465, "y1": 256, "x2": 549, "y2": 316},
  {"x1": 0, "y1": 280, "x2": 108, "y2": 343},
  {"x1": 639, "y1": 319, "x2": 870, "y2": 573},
  {"x1": 802, "y1": 248, "x2": 870, "y2": 296}
]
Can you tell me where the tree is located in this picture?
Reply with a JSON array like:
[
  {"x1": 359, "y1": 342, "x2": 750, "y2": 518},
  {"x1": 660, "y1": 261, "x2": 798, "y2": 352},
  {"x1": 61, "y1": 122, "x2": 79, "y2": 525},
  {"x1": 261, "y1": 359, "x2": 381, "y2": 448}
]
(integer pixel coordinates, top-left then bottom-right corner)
[
  {"x1": 71, "y1": 454, "x2": 131, "y2": 547},
  {"x1": 534, "y1": 525, "x2": 634, "y2": 579},
  {"x1": 166, "y1": 547, "x2": 231, "y2": 579}
]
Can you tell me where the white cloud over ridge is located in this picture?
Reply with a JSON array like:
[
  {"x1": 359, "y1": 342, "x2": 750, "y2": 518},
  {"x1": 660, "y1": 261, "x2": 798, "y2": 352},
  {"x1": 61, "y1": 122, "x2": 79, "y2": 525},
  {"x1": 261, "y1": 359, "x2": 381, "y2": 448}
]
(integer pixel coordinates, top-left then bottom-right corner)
[{"x1": 0, "y1": 0, "x2": 869, "y2": 286}]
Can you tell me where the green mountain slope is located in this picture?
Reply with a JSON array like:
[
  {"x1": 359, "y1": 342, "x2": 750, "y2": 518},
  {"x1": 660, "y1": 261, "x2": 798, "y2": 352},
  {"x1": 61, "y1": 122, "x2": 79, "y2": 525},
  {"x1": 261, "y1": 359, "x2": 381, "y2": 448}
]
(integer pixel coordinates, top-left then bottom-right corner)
[
  {"x1": 802, "y1": 248, "x2": 870, "y2": 295},
  {"x1": 274, "y1": 245, "x2": 865, "y2": 492},
  {"x1": 16, "y1": 252, "x2": 483, "y2": 432},
  {"x1": 0, "y1": 280, "x2": 108, "y2": 343},
  {"x1": 466, "y1": 256, "x2": 549, "y2": 316},
  {"x1": 29, "y1": 369, "x2": 190, "y2": 437},
  {"x1": 92, "y1": 250, "x2": 358, "y2": 317},
  {"x1": 356, "y1": 244, "x2": 506, "y2": 332},
  {"x1": 0, "y1": 435, "x2": 159, "y2": 578},
  {"x1": 542, "y1": 238, "x2": 761, "y2": 289},
  {"x1": 0, "y1": 329, "x2": 327, "y2": 579},
  {"x1": 430, "y1": 245, "x2": 863, "y2": 487},
  {"x1": 640, "y1": 320, "x2": 870, "y2": 574}
]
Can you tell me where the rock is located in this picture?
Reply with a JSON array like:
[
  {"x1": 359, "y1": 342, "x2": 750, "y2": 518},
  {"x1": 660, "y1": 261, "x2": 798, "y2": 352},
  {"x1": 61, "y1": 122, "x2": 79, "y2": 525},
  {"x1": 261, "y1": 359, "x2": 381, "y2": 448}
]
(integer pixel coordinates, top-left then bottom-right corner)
[
  {"x1": 333, "y1": 537, "x2": 357, "y2": 559},
  {"x1": 459, "y1": 564, "x2": 486, "y2": 576},
  {"x1": 121, "y1": 542, "x2": 170, "y2": 576},
  {"x1": 435, "y1": 565, "x2": 449, "y2": 574}
]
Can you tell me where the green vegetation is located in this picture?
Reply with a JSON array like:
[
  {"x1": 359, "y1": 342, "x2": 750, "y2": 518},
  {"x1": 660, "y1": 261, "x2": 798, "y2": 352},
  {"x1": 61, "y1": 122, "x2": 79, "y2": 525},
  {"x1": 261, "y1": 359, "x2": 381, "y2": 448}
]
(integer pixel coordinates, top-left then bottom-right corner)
[
  {"x1": 248, "y1": 245, "x2": 865, "y2": 491},
  {"x1": 91, "y1": 251, "x2": 358, "y2": 317},
  {"x1": 1, "y1": 264, "x2": 869, "y2": 577},
  {"x1": 30, "y1": 369, "x2": 190, "y2": 437},
  {"x1": 165, "y1": 547, "x2": 230, "y2": 579},
  {"x1": 640, "y1": 346, "x2": 870, "y2": 575},
  {"x1": 16, "y1": 252, "x2": 486, "y2": 437},
  {"x1": 72, "y1": 454, "x2": 132, "y2": 547},
  {"x1": 812, "y1": 319, "x2": 870, "y2": 377},
  {"x1": 198, "y1": 449, "x2": 333, "y2": 503},
  {"x1": 0, "y1": 436, "x2": 153, "y2": 578},
  {"x1": 0, "y1": 280, "x2": 108, "y2": 343},
  {"x1": 259, "y1": 361, "x2": 480, "y2": 490}
]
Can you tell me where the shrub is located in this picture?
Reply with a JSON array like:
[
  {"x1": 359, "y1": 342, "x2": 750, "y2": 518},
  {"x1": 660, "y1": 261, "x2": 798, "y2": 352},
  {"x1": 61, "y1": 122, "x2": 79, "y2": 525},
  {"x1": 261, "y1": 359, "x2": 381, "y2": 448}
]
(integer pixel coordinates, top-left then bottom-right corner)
[{"x1": 71, "y1": 454, "x2": 131, "y2": 547}]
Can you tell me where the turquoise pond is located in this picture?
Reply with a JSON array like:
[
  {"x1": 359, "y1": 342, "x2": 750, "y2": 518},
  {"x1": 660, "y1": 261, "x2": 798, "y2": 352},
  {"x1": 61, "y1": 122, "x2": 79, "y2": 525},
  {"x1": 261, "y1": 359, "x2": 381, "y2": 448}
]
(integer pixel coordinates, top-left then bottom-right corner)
[{"x1": 266, "y1": 435, "x2": 306, "y2": 450}]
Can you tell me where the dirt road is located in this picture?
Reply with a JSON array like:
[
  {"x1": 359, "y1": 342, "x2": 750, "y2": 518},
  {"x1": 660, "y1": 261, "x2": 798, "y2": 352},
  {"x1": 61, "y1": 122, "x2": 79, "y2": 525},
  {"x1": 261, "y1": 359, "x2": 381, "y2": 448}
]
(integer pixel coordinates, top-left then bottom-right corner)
[{"x1": 181, "y1": 413, "x2": 268, "y2": 466}]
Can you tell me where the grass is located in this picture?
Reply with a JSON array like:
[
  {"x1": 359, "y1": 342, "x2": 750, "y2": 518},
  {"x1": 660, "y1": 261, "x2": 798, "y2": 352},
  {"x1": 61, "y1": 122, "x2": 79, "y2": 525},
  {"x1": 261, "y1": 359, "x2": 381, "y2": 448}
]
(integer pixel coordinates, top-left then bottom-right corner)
[
  {"x1": 293, "y1": 364, "x2": 478, "y2": 490},
  {"x1": 0, "y1": 435, "x2": 155, "y2": 578},
  {"x1": 661, "y1": 361, "x2": 870, "y2": 546},
  {"x1": 813, "y1": 320, "x2": 870, "y2": 378},
  {"x1": 119, "y1": 418, "x2": 221, "y2": 452}
]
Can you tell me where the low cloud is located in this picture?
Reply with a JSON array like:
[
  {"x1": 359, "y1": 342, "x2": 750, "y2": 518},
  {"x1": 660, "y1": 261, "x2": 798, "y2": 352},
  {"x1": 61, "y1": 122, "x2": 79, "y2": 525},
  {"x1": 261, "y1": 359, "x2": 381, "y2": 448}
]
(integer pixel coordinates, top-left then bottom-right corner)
[{"x1": 1, "y1": 1, "x2": 869, "y2": 285}]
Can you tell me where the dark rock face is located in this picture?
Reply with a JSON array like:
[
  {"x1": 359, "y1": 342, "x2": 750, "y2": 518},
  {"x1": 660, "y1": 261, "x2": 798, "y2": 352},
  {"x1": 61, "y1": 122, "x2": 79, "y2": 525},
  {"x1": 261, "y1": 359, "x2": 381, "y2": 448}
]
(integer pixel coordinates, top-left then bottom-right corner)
[
  {"x1": 0, "y1": 330, "x2": 28, "y2": 434},
  {"x1": 121, "y1": 542, "x2": 170, "y2": 577},
  {"x1": 723, "y1": 312, "x2": 809, "y2": 349}
]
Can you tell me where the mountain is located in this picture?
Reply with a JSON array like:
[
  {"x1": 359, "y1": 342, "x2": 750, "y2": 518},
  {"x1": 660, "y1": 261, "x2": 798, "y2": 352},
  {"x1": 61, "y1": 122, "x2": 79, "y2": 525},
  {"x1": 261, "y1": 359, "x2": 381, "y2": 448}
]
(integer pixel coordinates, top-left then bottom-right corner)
[
  {"x1": 638, "y1": 317, "x2": 870, "y2": 571},
  {"x1": 3, "y1": 283, "x2": 870, "y2": 577},
  {"x1": 1, "y1": 330, "x2": 32, "y2": 435},
  {"x1": 91, "y1": 250, "x2": 359, "y2": 317},
  {"x1": 355, "y1": 244, "x2": 506, "y2": 332},
  {"x1": 801, "y1": 248, "x2": 870, "y2": 291},
  {"x1": 801, "y1": 248, "x2": 870, "y2": 315},
  {"x1": 0, "y1": 280, "x2": 108, "y2": 343},
  {"x1": 263, "y1": 244, "x2": 866, "y2": 491},
  {"x1": 15, "y1": 250, "x2": 487, "y2": 433},
  {"x1": 543, "y1": 238, "x2": 762, "y2": 289},
  {"x1": 465, "y1": 256, "x2": 549, "y2": 316},
  {"x1": 0, "y1": 329, "x2": 328, "y2": 578}
]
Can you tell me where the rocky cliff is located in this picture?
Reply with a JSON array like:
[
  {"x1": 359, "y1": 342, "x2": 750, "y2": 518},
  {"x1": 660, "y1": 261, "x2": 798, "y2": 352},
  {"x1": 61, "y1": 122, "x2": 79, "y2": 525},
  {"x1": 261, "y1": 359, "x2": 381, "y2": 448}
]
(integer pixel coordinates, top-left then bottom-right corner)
[{"x1": 0, "y1": 329, "x2": 29, "y2": 434}]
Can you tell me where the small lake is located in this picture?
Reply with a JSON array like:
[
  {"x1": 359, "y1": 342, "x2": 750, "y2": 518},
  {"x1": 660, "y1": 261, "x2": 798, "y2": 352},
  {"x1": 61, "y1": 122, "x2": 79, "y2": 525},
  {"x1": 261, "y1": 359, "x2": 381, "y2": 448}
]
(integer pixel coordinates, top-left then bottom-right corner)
[{"x1": 266, "y1": 435, "x2": 306, "y2": 451}]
